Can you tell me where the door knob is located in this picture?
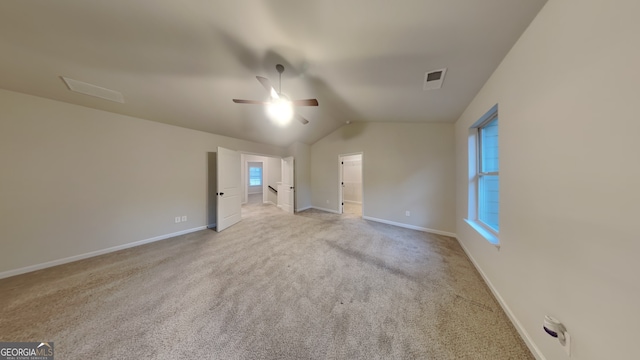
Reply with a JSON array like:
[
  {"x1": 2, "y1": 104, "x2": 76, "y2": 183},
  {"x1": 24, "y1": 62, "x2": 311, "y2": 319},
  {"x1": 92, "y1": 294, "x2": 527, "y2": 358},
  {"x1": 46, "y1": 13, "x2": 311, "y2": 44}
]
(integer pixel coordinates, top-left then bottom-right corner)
[{"x1": 219, "y1": 192, "x2": 224, "y2": 196}]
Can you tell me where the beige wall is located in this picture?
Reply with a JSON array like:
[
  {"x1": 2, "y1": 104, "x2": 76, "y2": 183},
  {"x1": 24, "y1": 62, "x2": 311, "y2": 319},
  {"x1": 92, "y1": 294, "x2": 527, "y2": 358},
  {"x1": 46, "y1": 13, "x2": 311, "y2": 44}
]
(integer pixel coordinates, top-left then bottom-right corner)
[
  {"x1": 0, "y1": 89, "x2": 284, "y2": 275},
  {"x1": 454, "y1": 0, "x2": 640, "y2": 359},
  {"x1": 311, "y1": 122, "x2": 455, "y2": 235}
]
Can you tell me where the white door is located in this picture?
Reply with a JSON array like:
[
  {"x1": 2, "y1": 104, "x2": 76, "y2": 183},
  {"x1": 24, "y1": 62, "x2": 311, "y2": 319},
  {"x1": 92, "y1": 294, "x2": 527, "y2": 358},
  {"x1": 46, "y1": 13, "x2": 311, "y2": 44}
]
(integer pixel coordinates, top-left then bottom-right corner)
[
  {"x1": 339, "y1": 157, "x2": 345, "y2": 214},
  {"x1": 216, "y1": 147, "x2": 241, "y2": 232},
  {"x1": 279, "y1": 156, "x2": 295, "y2": 214}
]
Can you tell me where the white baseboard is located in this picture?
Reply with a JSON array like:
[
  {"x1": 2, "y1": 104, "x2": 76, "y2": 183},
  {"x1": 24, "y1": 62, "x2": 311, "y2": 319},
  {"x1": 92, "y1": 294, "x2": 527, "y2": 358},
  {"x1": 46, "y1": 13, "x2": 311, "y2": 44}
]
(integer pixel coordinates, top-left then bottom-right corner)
[
  {"x1": 0, "y1": 226, "x2": 207, "y2": 280},
  {"x1": 265, "y1": 201, "x2": 276, "y2": 206},
  {"x1": 456, "y1": 239, "x2": 545, "y2": 360},
  {"x1": 362, "y1": 216, "x2": 457, "y2": 238},
  {"x1": 343, "y1": 200, "x2": 362, "y2": 204},
  {"x1": 311, "y1": 206, "x2": 340, "y2": 214},
  {"x1": 296, "y1": 205, "x2": 312, "y2": 212}
]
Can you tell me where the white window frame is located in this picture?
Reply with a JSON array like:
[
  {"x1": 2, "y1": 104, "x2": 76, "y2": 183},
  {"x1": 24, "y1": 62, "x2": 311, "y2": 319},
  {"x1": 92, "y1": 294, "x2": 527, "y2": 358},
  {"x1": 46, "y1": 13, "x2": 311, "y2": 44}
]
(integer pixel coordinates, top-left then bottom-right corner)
[{"x1": 465, "y1": 104, "x2": 500, "y2": 246}]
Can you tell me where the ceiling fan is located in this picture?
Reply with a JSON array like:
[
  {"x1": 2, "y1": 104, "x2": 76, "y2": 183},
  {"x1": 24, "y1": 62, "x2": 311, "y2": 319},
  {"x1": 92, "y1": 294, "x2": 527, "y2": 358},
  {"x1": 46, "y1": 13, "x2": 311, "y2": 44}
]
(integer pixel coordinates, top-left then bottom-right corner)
[{"x1": 233, "y1": 64, "x2": 318, "y2": 125}]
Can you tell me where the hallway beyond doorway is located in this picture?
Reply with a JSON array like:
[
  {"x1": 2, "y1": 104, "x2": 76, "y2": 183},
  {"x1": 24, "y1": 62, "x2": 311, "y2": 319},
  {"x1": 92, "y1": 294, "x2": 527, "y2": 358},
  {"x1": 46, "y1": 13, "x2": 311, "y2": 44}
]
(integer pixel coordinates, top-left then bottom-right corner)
[{"x1": 343, "y1": 202, "x2": 362, "y2": 217}]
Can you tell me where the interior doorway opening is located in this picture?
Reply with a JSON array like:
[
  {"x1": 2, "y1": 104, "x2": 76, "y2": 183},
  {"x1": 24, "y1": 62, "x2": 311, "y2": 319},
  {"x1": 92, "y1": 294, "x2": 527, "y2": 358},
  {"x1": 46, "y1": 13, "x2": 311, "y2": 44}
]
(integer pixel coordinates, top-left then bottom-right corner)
[
  {"x1": 247, "y1": 161, "x2": 263, "y2": 205},
  {"x1": 339, "y1": 153, "x2": 363, "y2": 217},
  {"x1": 240, "y1": 153, "x2": 295, "y2": 214},
  {"x1": 210, "y1": 151, "x2": 296, "y2": 233}
]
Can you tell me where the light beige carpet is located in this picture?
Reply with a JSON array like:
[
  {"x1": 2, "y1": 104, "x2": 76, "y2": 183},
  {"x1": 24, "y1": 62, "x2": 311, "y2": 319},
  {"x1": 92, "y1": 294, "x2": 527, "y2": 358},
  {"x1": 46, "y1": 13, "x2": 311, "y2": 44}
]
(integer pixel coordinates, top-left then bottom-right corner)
[
  {"x1": 0, "y1": 201, "x2": 533, "y2": 359},
  {"x1": 343, "y1": 202, "x2": 362, "y2": 217}
]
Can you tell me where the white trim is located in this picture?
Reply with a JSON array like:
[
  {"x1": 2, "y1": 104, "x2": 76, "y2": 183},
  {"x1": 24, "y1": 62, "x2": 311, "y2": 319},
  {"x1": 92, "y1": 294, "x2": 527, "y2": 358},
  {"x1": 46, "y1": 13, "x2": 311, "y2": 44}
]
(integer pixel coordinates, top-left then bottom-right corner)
[
  {"x1": 311, "y1": 206, "x2": 340, "y2": 214},
  {"x1": 464, "y1": 219, "x2": 500, "y2": 247},
  {"x1": 362, "y1": 216, "x2": 457, "y2": 238},
  {"x1": 471, "y1": 103, "x2": 499, "y2": 128},
  {"x1": 338, "y1": 155, "x2": 344, "y2": 214},
  {"x1": 296, "y1": 205, "x2": 312, "y2": 212},
  {"x1": 0, "y1": 226, "x2": 207, "y2": 280},
  {"x1": 343, "y1": 200, "x2": 362, "y2": 204},
  {"x1": 456, "y1": 238, "x2": 545, "y2": 360}
]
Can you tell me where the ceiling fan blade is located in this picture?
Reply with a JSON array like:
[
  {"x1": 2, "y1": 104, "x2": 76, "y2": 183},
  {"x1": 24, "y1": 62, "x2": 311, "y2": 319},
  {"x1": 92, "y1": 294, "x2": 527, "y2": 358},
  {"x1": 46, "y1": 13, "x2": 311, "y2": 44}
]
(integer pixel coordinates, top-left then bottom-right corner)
[
  {"x1": 295, "y1": 113, "x2": 310, "y2": 125},
  {"x1": 232, "y1": 99, "x2": 269, "y2": 104},
  {"x1": 256, "y1": 76, "x2": 279, "y2": 99},
  {"x1": 291, "y1": 99, "x2": 319, "y2": 106}
]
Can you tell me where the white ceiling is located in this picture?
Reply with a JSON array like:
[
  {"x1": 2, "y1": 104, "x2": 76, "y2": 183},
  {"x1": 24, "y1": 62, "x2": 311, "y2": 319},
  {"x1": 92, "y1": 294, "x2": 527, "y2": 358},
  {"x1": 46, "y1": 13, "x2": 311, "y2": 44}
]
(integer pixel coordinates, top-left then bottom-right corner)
[{"x1": 0, "y1": 0, "x2": 547, "y2": 147}]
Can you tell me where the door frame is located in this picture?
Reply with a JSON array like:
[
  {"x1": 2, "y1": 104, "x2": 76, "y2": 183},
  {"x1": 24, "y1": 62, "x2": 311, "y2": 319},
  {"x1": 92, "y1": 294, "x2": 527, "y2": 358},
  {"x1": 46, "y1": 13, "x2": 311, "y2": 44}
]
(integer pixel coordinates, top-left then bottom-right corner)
[
  {"x1": 338, "y1": 152, "x2": 364, "y2": 215},
  {"x1": 239, "y1": 152, "x2": 292, "y2": 209},
  {"x1": 243, "y1": 159, "x2": 266, "y2": 204},
  {"x1": 206, "y1": 152, "x2": 217, "y2": 229}
]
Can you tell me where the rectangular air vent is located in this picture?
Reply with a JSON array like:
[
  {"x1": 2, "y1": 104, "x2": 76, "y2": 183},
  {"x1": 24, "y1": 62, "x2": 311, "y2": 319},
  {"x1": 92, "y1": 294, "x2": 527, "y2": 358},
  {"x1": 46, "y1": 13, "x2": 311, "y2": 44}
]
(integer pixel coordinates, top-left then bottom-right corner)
[
  {"x1": 61, "y1": 77, "x2": 125, "y2": 103},
  {"x1": 423, "y1": 68, "x2": 447, "y2": 91}
]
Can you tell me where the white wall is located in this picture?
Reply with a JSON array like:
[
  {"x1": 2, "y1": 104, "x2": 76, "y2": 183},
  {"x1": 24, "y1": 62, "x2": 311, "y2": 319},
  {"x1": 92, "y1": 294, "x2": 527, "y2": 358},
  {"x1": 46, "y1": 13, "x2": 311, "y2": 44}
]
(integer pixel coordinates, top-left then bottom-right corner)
[
  {"x1": 311, "y1": 122, "x2": 455, "y2": 235},
  {"x1": 454, "y1": 0, "x2": 640, "y2": 359},
  {"x1": 0, "y1": 89, "x2": 285, "y2": 276}
]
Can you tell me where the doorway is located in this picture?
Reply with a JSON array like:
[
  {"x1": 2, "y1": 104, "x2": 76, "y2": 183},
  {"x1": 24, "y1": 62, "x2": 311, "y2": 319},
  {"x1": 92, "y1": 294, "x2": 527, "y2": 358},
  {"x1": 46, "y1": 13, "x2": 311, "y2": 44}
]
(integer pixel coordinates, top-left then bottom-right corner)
[
  {"x1": 240, "y1": 153, "x2": 294, "y2": 213},
  {"x1": 247, "y1": 161, "x2": 263, "y2": 205},
  {"x1": 339, "y1": 153, "x2": 363, "y2": 216}
]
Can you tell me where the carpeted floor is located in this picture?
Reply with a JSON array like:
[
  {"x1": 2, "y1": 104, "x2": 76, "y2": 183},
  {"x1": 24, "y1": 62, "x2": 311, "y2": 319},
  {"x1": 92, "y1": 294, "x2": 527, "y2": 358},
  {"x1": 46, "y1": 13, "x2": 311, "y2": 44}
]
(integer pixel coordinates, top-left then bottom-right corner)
[
  {"x1": 0, "y1": 200, "x2": 533, "y2": 359},
  {"x1": 343, "y1": 202, "x2": 362, "y2": 217}
]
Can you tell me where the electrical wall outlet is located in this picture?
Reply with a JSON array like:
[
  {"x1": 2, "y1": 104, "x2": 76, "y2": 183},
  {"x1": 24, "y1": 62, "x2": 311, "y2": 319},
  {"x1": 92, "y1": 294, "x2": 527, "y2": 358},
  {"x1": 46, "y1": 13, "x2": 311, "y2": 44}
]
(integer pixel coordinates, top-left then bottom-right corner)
[
  {"x1": 175, "y1": 216, "x2": 181, "y2": 223},
  {"x1": 405, "y1": 211, "x2": 411, "y2": 216},
  {"x1": 181, "y1": 215, "x2": 187, "y2": 222}
]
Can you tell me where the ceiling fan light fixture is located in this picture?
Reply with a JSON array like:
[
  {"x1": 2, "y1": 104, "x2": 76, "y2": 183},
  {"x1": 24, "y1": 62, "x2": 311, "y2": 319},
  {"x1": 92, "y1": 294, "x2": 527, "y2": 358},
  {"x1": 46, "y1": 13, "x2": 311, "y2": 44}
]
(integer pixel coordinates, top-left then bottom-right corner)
[
  {"x1": 234, "y1": 64, "x2": 318, "y2": 126},
  {"x1": 267, "y1": 97, "x2": 293, "y2": 126}
]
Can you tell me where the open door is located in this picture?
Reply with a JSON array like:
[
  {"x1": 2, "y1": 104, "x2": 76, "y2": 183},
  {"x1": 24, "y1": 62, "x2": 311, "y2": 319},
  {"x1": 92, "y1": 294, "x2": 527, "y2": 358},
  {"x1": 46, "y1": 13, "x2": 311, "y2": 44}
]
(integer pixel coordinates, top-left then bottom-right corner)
[
  {"x1": 339, "y1": 153, "x2": 363, "y2": 217},
  {"x1": 207, "y1": 152, "x2": 217, "y2": 229},
  {"x1": 216, "y1": 147, "x2": 241, "y2": 232},
  {"x1": 278, "y1": 156, "x2": 295, "y2": 214}
]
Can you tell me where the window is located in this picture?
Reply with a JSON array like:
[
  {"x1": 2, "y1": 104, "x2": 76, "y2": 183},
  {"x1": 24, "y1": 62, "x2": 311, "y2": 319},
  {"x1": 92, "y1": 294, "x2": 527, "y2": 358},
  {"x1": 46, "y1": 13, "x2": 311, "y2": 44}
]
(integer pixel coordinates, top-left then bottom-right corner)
[
  {"x1": 466, "y1": 104, "x2": 499, "y2": 244},
  {"x1": 249, "y1": 166, "x2": 262, "y2": 186},
  {"x1": 478, "y1": 116, "x2": 499, "y2": 231}
]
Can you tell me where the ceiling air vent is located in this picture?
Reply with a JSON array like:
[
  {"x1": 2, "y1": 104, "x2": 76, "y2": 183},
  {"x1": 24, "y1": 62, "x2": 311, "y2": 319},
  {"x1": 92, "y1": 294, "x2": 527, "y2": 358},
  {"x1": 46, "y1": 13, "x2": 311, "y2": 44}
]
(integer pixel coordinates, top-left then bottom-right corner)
[
  {"x1": 423, "y1": 68, "x2": 447, "y2": 91},
  {"x1": 61, "y1": 76, "x2": 125, "y2": 103}
]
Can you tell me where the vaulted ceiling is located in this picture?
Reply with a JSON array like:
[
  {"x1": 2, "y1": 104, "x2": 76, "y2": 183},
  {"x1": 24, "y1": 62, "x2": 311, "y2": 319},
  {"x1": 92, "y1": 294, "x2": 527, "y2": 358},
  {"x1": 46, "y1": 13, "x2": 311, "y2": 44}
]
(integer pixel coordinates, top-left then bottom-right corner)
[{"x1": 0, "y1": 0, "x2": 547, "y2": 147}]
